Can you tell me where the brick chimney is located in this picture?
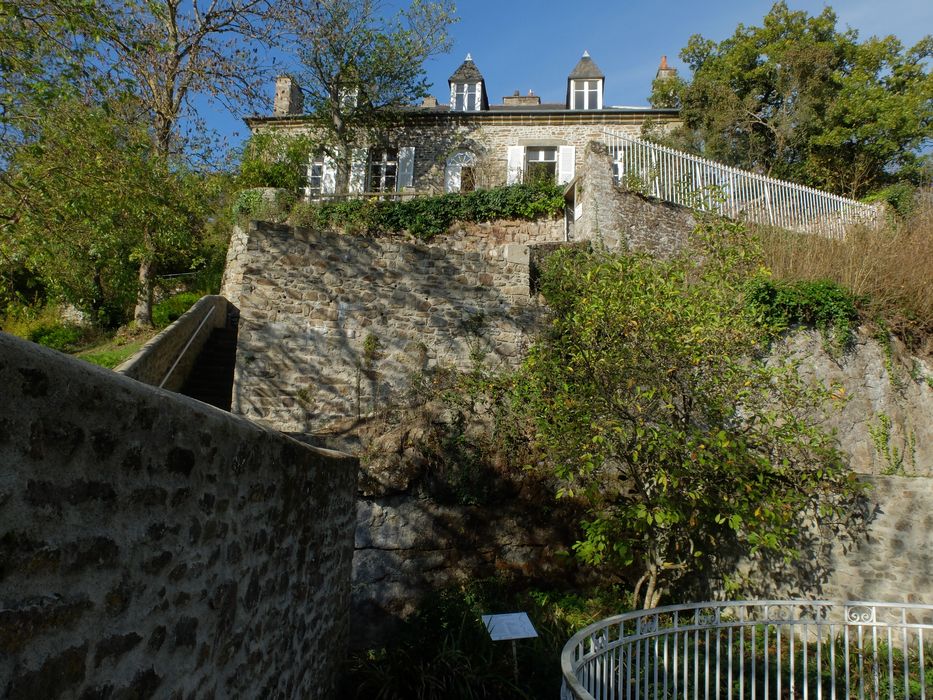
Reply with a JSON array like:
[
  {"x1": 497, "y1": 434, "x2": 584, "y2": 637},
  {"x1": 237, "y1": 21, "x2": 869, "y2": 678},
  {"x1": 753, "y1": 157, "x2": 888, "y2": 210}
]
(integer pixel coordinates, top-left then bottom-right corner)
[
  {"x1": 273, "y1": 75, "x2": 303, "y2": 116},
  {"x1": 502, "y1": 89, "x2": 541, "y2": 106},
  {"x1": 655, "y1": 56, "x2": 678, "y2": 82}
]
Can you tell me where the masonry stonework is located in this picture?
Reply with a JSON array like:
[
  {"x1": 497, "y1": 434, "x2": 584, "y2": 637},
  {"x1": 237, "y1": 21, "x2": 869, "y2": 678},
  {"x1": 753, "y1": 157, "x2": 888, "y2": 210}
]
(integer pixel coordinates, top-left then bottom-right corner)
[
  {"x1": 0, "y1": 332, "x2": 357, "y2": 698},
  {"x1": 575, "y1": 142, "x2": 695, "y2": 256},
  {"x1": 250, "y1": 114, "x2": 659, "y2": 194},
  {"x1": 227, "y1": 218, "x2": 562, "y2": 433}
]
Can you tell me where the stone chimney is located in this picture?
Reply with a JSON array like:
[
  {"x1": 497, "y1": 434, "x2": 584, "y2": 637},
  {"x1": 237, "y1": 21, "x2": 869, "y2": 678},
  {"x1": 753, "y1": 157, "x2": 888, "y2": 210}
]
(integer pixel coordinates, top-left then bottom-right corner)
[
  {"x1": 273, "y1": 75, "x2": 303, "y2": 116},
  {"x1": 421, "y1": 95, "x2": 438, "y2": 108},
  {"x1": 502, "y1": 89, "x2": 541, "y2": 106},
  {"x1": 655, "y1": 56, "x2": 678, "y2": 82}
]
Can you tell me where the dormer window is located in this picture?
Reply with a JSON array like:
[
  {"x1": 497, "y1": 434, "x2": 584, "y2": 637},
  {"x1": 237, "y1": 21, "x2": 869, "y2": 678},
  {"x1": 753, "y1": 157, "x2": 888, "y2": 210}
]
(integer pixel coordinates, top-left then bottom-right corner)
[
  {"x1": 566, "y1": 51, "x2": 606, "y2": 110},
  {"x1": 571, "y1": 79, "x2": 602, "y2": 110},
  {"x1": 454, "y1": 82, "x2": 481, "y2": 111},
  {"x1": 448, "y1": 53, "x2": 488, "y2": 112}
]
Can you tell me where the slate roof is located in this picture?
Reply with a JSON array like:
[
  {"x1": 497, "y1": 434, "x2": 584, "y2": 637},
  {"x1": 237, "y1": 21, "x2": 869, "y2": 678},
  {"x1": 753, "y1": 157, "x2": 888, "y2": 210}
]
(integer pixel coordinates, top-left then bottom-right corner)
[
  {"x1": 448, "y1": 55, "x2": 485, "y2": 84},
  {"x1": 568, "y1": 52, "x2": 605, "y2": 80}
]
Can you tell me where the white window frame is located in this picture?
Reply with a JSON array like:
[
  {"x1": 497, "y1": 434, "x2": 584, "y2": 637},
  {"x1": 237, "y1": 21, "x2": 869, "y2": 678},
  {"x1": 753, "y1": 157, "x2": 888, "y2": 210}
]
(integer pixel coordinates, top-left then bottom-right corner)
[
  {"x1": 306, "y1": 153, "x2": 325, "y2": 198},
  {"x1": 525, "y1": 146, "x2": 559, "y2": 183},
  {"x1": 368, "y1": 147, "x2": 399, "y2": 193},
  {"x1": 306, "y1": 153, "x2": 338, "y2": 198},
  {"x1": 445, "y1": 150, "x2": 477, "y2": 193},
  {"x1": 571, "y1": 79, "x2": 602, "y2": 110},
  {"x1": 452, "y1": 82, "x2": 481, "y2": 111}
]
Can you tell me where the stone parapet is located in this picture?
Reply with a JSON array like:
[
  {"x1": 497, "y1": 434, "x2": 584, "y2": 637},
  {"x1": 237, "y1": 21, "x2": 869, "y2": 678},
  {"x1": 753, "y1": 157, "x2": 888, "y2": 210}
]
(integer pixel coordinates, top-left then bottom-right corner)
[{"x1": 0, "y1": 332, "x2": 357, "y2": 698}]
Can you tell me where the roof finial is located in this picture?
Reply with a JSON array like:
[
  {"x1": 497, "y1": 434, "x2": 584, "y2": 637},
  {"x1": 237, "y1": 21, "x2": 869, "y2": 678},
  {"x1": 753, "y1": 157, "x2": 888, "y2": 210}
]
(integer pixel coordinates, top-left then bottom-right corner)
[
  {"x1": 465, "y1": 53, "x2": 473, "y2": 61},
  {"x1": 582, "y1": 50, "x2": 590, "y2": 58}
]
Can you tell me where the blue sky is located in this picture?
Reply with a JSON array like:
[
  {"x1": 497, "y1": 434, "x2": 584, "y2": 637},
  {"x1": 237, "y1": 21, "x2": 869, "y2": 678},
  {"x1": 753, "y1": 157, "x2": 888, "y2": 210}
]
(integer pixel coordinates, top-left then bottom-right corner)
[{"x1": 210, "y1": 0, "x2": 933, "y2": 153}]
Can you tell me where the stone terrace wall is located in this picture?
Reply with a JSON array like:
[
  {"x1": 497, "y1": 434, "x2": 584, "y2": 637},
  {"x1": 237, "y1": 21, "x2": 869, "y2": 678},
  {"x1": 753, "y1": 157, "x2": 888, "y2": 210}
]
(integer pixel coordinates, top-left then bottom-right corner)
[
  {"x1": 729, "y1": 475, "x2": 932, "y2": 604},
  {"x1": 0, "y1": 332, "x2": 357, "y2": 699},
  {"x1": 576, "y1": 142, "x2": 695, "y2": 256},
  {"x1": 227, "y1": 218, "x2": 563, "y2": 432}
]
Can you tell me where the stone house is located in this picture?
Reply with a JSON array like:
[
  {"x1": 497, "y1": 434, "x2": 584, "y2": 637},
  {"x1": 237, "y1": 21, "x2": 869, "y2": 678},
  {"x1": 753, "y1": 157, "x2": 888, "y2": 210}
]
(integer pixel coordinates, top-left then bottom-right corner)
[{"x1": 245, "y1": 52, "x2": 679, "y2": 198}]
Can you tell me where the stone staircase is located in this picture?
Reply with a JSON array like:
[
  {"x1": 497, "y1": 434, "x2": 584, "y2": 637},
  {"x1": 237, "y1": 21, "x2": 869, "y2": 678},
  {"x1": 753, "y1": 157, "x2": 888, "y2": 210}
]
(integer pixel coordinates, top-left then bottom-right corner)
[{"x1": 180, "y1": 311, "x2": 239, "y2": 411}]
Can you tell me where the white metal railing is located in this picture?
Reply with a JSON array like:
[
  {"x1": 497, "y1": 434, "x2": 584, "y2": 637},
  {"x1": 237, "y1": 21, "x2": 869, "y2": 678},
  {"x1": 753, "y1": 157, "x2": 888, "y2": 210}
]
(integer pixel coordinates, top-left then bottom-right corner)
[
  {"x1": 603, "y1": 131, "x2": 885, "y2": 239},
  {"x1": 561, "y1": 600, "x2": 933, "y2": 700}
]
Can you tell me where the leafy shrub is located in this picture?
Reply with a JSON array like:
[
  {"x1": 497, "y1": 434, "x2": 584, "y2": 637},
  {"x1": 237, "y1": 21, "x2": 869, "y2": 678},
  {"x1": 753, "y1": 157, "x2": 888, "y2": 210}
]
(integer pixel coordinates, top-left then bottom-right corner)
[
  {"x1": 864, "y1": 182, "x2": 917, "y2": 219},
  {"x1": 341, "y1": 579, "x2": 628, "y2": 700},
  {"x1": 152, "y1": 292, "x2": 200, "y2": 328},
  {"x1": 290, "y1": 182, "x2": 565, "y2": 239},
  {"x1": 28, "y1": 323, "x2": 85, "y2": 352},
  {"x1": 745, "y1": 277, "x2": 860, "y2": 345},
  {"x1": 238, "y1": 132, "x2": 317, "y2": 192},
  {"x1": 233, "y1": 188, "x2": 296, "y2": 223}
]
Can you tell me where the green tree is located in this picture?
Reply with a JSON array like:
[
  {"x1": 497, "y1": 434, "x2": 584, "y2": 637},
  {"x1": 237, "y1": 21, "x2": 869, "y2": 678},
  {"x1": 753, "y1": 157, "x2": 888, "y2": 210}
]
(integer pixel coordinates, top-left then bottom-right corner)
[
  {"x1": 517, "y1": 221, "x2": 863, "y2": 608},
  {"x1": 650, "y1": 2, "x2": 932, "y2": 197},
  {"x1": 0, "y1": 99, "x2": 207, "y2": 327},
  {"x1": 276, "y1": 0, "x2": 455, "y2": 192},
  {"x1": 1, "y1": 0, "x2": 106, "y2": 227}
]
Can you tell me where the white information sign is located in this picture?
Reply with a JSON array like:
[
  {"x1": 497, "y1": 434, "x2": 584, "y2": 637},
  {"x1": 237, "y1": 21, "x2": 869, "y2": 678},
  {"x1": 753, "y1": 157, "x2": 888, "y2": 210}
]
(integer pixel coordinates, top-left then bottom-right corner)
[{"x1": 481, "y1": 612, "x2": 538, "y2": 641}]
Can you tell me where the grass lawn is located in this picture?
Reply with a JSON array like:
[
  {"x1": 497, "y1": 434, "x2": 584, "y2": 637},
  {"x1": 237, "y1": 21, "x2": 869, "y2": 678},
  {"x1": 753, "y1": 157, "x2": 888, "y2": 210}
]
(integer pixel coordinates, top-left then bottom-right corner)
[{"x1": 75, "y1": 330, "x2": 158, "y2": 369}]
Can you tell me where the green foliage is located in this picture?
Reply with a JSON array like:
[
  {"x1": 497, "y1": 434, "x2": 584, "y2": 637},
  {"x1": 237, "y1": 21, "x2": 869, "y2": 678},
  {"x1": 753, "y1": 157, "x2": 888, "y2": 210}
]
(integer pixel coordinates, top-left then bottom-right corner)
[
  {"x1": 282, "y1": 0, "x2": 456, "y2": 191},
  {"x1": 28, "y1": 323, "x2": 85, "y2": 352},
  {"x1": 238, "y1": 132, "x2": 318, "y2": 192},
  {"x1": 863, "y1": 182, "x2": 919, "y2": 218},
  {"x1": 515, "y1": 219, "x2": 864, "y2": 608},
  {"x1": 152, "y1": 292, "x2": 201, "y2": 329},
  {"x1": 652, "y1": 3, "x2": 933, "y2": 197},
  {"x1": 290, "y1": 182, "x2": 564, "y2": 239},
  {"x1": 0, "y1": 98, "x2": 211, "y2": 327},
  {"x1": 232, "y1": 188, "x2": 297, "y2": 223},
  {"x1": 342, "y1": 579, "x2": 628, "y2": 700},
  {"x1": 78, "y1": 344, "x2": 143, "y2": 369},
  {"x1": 745, "y1": 277, "x2": 860, "y2": 346},
  {"x1": 867, "y1": 413, "x2": 916, "y2": 475}
]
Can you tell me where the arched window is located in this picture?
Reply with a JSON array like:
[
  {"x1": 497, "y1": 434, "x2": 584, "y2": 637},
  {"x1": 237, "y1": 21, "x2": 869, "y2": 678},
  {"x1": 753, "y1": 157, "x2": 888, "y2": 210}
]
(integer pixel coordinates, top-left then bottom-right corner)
[{"x1": 444, "y1": 150, "x2": 477, "y2": 193}]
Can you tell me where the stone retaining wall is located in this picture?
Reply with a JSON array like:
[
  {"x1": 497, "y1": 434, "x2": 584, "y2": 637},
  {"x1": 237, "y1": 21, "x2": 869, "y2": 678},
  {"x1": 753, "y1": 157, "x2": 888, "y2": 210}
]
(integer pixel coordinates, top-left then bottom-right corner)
[
  {"x1": 728, "y1": 474, "x2": 932, "y2": 604},
  {"x1": 227, "y1": 219, "x2": 562, "y2": 433},
  {"x1": 0, "y1": 332, "x2": 357, "y2": 699}
]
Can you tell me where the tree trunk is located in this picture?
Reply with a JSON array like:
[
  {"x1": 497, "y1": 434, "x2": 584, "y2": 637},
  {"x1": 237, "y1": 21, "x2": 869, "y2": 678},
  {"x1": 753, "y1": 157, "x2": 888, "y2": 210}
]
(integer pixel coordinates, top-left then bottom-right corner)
[
  {"x1": 133, "y1": 227, "x2": 155, "y2": 328},
  {"x1": 134, "y1": 256, "x2": 154, "y2": 328}
]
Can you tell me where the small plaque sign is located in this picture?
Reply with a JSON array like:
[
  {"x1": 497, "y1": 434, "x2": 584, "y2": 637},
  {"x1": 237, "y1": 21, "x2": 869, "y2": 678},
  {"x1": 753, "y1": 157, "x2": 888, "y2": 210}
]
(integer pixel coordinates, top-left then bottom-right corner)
[{"x1": 481, "y1": 612, "x2": 538, "y2": 641}]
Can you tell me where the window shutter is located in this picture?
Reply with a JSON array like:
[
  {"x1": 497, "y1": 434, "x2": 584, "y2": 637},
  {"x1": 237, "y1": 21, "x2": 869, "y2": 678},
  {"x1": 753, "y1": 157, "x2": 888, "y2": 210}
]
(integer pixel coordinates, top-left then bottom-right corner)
[
  {"x1": 349, "y1": 149, "x2": 367, "y2": 193},
  {"x1": 444, "y1": 161, "x2": 461, "y2": 193},
  {"x1": 321, "y1": 155, "x2": 337, "y2": 195},
  {"x1": 558, "y1": 145, "x2": 575, "y2": 184},
  {"x1": 506, "y1": 146, "x2": 524, "y2": 185},
  {"x1": 398, "y1": 146, "x2": 415, "y2": 190}
]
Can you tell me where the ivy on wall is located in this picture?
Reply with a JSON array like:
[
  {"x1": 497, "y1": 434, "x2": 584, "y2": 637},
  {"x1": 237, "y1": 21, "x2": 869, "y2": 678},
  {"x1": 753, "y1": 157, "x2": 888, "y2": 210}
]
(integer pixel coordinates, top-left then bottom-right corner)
[{"x1": 288, "y1": 182, "x2": 565, "y2": 239}]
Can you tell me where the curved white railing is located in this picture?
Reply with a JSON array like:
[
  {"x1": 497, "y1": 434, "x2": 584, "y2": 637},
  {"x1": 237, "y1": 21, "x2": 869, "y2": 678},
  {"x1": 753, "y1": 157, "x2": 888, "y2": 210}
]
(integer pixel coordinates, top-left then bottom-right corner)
[
  {"x1": 603, "y1": 131, "x2": 885, "y2": 239},
  {"x1": 562, "y1": 600, "x2": 933, "y2": 700}
]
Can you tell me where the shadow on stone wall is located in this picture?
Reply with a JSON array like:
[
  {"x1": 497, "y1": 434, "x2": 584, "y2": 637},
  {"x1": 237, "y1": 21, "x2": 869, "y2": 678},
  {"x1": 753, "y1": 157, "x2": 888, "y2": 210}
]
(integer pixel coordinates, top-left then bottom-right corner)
[{"x1": 0, "y1": 332, "x2": 357, "y2": 699}]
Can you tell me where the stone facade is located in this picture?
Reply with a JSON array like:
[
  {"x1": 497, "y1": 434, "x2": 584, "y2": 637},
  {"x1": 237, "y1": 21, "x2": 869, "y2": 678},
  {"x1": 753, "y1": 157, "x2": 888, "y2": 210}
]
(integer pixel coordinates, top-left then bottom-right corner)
[
  {"x1": 0, "y1": 332, "x2": 357, "y2": 699},
  {"x1": 251, "y1": 113, "x2": 674, "y2": 196}
]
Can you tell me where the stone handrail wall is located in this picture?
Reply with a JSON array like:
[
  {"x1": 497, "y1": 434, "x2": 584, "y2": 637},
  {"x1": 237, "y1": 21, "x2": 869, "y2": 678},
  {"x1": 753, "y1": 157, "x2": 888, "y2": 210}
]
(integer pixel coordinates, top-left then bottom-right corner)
[
  {"x1": 0, "y1": 332, "x2": 357, "y2": 698},
  {"x1": 115, "y1": 294, "x2": 228, "y2": 391}
]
